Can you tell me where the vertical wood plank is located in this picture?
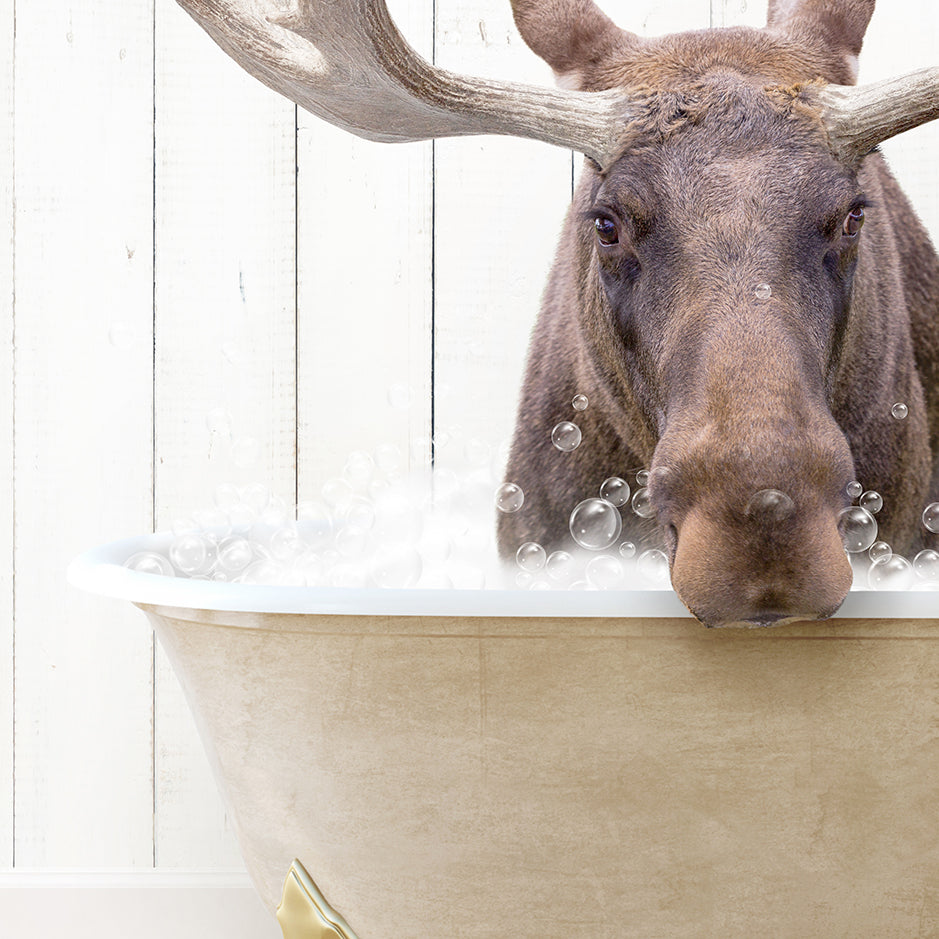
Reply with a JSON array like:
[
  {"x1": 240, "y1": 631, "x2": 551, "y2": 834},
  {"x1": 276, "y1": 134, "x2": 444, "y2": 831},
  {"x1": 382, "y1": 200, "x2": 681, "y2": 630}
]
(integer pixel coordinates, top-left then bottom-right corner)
[
  {"x1": 860, "y1": 0, "x2": 939, "y2": 241},
  {"x1": 12, "y1": 0, "x2": 155, "y2": 866},
  {"x1": 153, "y1": 0, "x2": 296, "y2": 868},
  {"x1": 711, "y1": 0, "x2": 766, "y2": 28},
  {"x1": 296, "y1": 0, "x2": 433, "y2": 494},
  {"x1": 432, "y1": 0, "x2": 575, "y2": 488},
  {"x1": 0, "y1": 0, "x2": 13, "y2": 870}
]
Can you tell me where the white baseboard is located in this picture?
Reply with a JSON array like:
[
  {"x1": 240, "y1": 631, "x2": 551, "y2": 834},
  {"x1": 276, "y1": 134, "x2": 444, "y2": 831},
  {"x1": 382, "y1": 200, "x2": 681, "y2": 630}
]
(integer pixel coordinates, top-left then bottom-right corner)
[{"x1": 0, "y1": 871, "x2": 282, "y2": 939}]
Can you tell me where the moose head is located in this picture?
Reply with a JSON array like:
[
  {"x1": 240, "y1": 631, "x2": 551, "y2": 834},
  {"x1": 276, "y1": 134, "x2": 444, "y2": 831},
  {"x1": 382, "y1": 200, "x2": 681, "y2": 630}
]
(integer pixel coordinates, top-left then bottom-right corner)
[{"x1": 173, "y1": 0, "x2": 939, "y2": 626}]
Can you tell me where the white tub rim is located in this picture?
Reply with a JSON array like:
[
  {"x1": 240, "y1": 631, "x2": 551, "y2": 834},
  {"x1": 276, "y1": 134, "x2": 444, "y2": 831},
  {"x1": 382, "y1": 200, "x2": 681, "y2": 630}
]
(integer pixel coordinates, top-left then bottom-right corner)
[{"x1": 67, "y1": 532, "x2": 938, "y2": 620}]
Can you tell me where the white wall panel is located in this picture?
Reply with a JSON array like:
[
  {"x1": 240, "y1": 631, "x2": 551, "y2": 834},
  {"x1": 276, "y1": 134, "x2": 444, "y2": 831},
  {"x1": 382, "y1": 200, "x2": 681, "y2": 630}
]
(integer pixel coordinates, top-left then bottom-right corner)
[
  {"x1": 12, "y1": 0, "x2": 155, "y2": 866},
  {"x1": 153, "y1": 0, "x2": 296, "y2": 868},
  {"x1": 0, "y1": 0, "x2": 14, "y2": 870}
]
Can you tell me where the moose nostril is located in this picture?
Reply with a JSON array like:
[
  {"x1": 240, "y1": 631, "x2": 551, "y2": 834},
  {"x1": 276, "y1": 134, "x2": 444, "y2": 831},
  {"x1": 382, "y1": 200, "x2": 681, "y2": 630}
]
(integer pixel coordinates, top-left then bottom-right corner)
[{"x1": 744, "y1": 488, "x2": 796, "y2": 523}]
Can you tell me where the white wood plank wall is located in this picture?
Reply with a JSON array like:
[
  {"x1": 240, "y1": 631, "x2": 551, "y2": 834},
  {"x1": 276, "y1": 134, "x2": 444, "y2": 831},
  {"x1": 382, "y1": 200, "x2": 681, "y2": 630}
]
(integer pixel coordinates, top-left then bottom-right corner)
[{"x1": 2, "y1": 0, "x2": 937, "y2": 934}]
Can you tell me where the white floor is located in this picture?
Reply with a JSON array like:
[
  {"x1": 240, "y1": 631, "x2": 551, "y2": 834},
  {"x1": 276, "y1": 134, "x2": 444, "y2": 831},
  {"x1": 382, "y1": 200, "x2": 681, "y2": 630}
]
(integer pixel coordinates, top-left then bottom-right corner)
[{"x1": 0, "y1": 872, "x2": 282, "y2": 939}]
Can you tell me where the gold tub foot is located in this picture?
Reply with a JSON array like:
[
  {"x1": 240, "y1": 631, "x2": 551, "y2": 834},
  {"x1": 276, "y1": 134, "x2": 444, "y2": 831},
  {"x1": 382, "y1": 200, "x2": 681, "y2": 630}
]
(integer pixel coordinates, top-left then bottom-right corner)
[{"x1": 277, "y1": 859, "x2": 360, "y2": 939}]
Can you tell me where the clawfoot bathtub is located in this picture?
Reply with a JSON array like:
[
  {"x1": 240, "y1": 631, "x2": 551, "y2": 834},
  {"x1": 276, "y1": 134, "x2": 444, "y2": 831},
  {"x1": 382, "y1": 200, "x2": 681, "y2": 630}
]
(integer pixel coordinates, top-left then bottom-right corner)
[{"x1": 70, "y1": 533, "x2": 939, "y2": 938}]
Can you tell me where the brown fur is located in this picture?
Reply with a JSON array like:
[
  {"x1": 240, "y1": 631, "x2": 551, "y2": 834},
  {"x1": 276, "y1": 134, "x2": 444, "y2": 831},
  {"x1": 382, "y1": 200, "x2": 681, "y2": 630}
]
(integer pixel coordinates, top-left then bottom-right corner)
[{"x1": 499, "y1": 1, "x2": 939, "y2": 626}]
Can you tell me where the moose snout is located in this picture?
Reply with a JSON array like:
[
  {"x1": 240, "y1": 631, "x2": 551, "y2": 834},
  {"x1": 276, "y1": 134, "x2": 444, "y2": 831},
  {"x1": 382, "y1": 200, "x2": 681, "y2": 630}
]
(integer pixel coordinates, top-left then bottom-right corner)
[{"x1": 651, "y1": 430, "x2": 855, "y2": 628}]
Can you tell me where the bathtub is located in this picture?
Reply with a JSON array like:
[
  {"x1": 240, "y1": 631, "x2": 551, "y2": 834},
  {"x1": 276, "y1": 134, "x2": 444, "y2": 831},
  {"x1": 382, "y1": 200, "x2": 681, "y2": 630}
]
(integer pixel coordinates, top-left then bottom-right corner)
[{"x1": 70, "y1": 532, "x2": 939, "y2": 938}]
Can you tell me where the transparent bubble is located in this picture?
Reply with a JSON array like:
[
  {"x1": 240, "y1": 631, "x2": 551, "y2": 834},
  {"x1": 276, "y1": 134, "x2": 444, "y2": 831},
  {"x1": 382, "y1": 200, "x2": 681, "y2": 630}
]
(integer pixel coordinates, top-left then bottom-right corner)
[
  {"x1": 924, "y1": 502, "x2": 939, "y2": 534},
  {"x1": 551, "y1": 421, "x2": 582, "y2": 452},
  {"x1": 754, "y1": 283, "x2": 772, "y2": 300},
  {"x1": 859, "y1": 490, "x2": 883, "y2": 515},
  {"x1": 846, "y1": 480, "x2": 863, "y2": 500},
  {"x1": 868, "y1": 541, "x2": 892, "y2": 563},
  {"x1": 344, "y1": 496, "x2": 376, "y2": 531},
  {"x1": 205, "y1": 408, "x2": 233, "y2": 436},
  {"x1": 322, "y1": 477, "x2": 355, "y2": 510},
  {"x1": 495, "y1": 482, "x2": 525, "y2": 513},
  {"x1": 599, "y1": 476, "x2": 630, "y2": 507},
  {"x1": 585, "y1": 554, "x2": 624, "y2": 590},
  {"x1": 636, "y1": 470, "x2": 650, "y2": 486},
  {"x1": 744, "y1": 488, "x2": 795, "y2": 523},
  {"x1": 228, "y1": 502, "x2": 256, "y2": 532},
  {"x1": 329, "y1": 563, "x2": 368, "y2": 589},
  {"x1": 515, "y1": 571, "x2": 534, "y2": 589},
  {"x1": 291, "y1": 553, "x2": 325, "y2": 587},
  {"x1": 232, "y1": 436, "x2": 260, "y2": 468},
  {"x1": 335, "y1": 524, "x2": 370, "y2": 559},
  {"x1": 239, "y1": 559, "x2": 281, "y2": 585},
  {"x1": 297, "y1": 501, "x2": 333, "y2": 550},
  {"x1": 572, "y1": 394, "x2": 589, "y2": 411},
  {"x1": 369, "y1": 544, "x2": 422, "y2": 588},
  {"x1": 269, "y1": 525, "x2": 305, "y2": 563},
  {"x1": 169, "y1": 532, "x2": 211, "y2": 575},
  {"x1": 216, "y1": 536, "x2": 254, "y2": 574},
  {"x1": 618, "y1": 541, "x2": 637, "y2": 560},
  {"x1": 545, "y1": 550, "x2": 577, "y2": 585},
  {"x1": 837, "y1": 506, "x2": 878, "y2": 553},
  {"x1": 637, "y1": 548, "x2": 670, "y2": 584},
  {"x1": 570, "y1": 498, "x2": 623, "y2": 551},
  {"x1": 193, "y1": 506, "x2": 231, "y2": 539},
  {"x1": 868, "y1": 554, "x2": 914, "y2": 591},
  {"x1": 631, "y1": 487, "x2": 655, "y2": 518},
  {"x1": 386, "y1": 383, "x2": 411, "y2": 411},
  {"x1": 221, "y1": 340, "x2": 249, "y2": 366},
  {"x1": 343, "y1": 451, "x2": 375, "y2": 490},
  {"x1": 913, "y1": 549, "x2": 939, "y2": 582},
  {"x1": 259, "y1": 496, "x2": 290, "y2": 528},
  {"x1": 213, "y1": 483, "x2": 242, "y2": 512},
  {"x1": 529, "y1": 579, "x2": 550, "y2": 591},
  {"x1": 124, "y1": 551, "x2": 174, "y2": 577},
  {"x1": 374, "y1": 443, "x2": 404, "y2": 479},
  {"x1": 890, "y1": 402, "x2": 908, "y2": 420},
  {"x1": 516, "y1": 541, "x2": 547, "y2": 573}
]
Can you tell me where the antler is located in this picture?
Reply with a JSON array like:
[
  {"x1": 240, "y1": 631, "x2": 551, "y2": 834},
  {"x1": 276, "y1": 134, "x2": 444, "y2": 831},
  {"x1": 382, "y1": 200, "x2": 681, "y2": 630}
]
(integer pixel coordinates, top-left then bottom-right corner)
[
  {"x1": 817, "y1": 67, "x2": 939, "y2": 164},
  {"x1": 173, "y1": 0, "x2": 635, "y2": 169}
]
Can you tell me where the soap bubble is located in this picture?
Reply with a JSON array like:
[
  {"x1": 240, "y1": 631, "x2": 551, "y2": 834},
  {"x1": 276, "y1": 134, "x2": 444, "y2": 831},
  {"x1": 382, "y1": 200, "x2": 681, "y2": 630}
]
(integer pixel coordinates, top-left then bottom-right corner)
[
  {"x1": 213, "y1": 483, "x2": 241, "y2": 511},
  {"x1": 291, "y1": 553, "x2": 325, "y2": 587},
  {"x1": 585, "y1": 554, "x2": 624, "y2": 590},
  {"x1": 322, "y1": 477, "x2": 355, "y2": 511},
  {"x1": 545, "y1": 550, "x2": 577, "y2": 585},
  {"x1": 569, "y1": 498, "x2": 623, "y2": 550},
  {"x1": 125, "y1": 551, "x2": 175, "y2": 577},
  {"x1": 205, "y1": 408, "x2": 232, "y2": 436},
  {"x1": 837, "y1": 506, "x2": 878, "y2": 553},
  {"x1": 859, "y1": 490, "x2": 883, "y2": 515},
  {"x1": 269, "y1": 525, "x2": 305, "y2": 562},
  {"x1": 343, "y1": 450, "x2": 375, "y2": 491},
  {"x1": 745, "y1": 488, "x2": 796, "y2": 523},
  {"x1": 386, "y1": 383, "x2": 411, "y2": 411},
  {"x1": 599, "y1": 476, "x2": 630, "y2": 507},
  {"x1": 344, "y1": 496, "x2": 376, "y2": 531},
  {"x1": 335, "y1": 524, "x2": 369, "y2": 559},
  {"x1": 868, "y1": 554, "x2": 914, "y2": 591},
  {"x1": 516, "y1": 541, "x2": 547, "y2": 572},
  {"x1": 635, "y1": 470, "x2": 650, "y2": 486},
  {"x1": 297, "y1": 500, "x2": 333, "y2": 550},
  {"x1": 572, "y1": 394, "x2": 589, "y2": 411},
  {"x1": 216, "y1": 537, "x2": 254, "y2": 574},
  {"x1": 846, "y1": 480, "x2": 863, "y2": 500},
  {"x1": 329, "y1": 563, "x2": 368, "y2": 589},
  {"x1": 169, "y1": 532, "x2": 211, "y2": 575},
  {"x1": 754, "y1": 283, "x2": 772, "y2": 300},
  {"x1": 374, "y1": 443, "x2": 404, "y2": 479},
  {"x1": 637, "y1": 548, "x2": 670, "y2": 584},
  {"x1": 890, "y1": 402, "x2": 908, "y2": 420},
  {"x1": 232, "y1": 436, "x2": 260, "y2": 468},
  {"x1": 923, "y1": 502, "x2": 939, "y2": 534},
  {"x1": 551, "y1": 421, "x2": 582, "y2": 452},
  {"x1": 369, "y1": 544, "x2": 422, "y2": 588},
  {"x1": 618, "y1": 541, "x2": 637, "y2": 560},
  {"x1": 913, "y1": 549, "x2": 939, "y2": 582},
  {"x1": 631, "y1": 487, "x2": 655, "y2": 518},
  {"x1": 868, "y1": 541, "x2": 892, "y2": 563},
  {"x1": 495, "y1": 482, "x2": 525, "y2": 513}
]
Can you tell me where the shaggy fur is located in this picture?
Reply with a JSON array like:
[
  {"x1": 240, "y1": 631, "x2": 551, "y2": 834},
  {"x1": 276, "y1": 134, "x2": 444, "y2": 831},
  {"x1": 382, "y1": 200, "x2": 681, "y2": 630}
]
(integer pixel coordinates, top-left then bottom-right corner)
[{"x1": 498, "y1": 0, "x2": 939, "y2": 625}]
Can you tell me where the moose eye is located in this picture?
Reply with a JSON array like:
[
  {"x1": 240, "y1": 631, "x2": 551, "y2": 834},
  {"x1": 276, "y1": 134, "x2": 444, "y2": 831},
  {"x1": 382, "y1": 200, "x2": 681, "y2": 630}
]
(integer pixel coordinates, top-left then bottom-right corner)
[
  {"x1": 843, "y1": 206, "x2": 865, "y2": 238},
  {"x1": 594, "y1": 216, "x2": 619, "y2": 246}
]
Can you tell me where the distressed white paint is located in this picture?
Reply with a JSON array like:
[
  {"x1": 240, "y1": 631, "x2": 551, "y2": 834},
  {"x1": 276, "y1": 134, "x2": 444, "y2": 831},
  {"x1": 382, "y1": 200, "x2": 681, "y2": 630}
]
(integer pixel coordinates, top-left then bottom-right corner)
[
  {"x1": 1, "y1": 3, "x2": 937, "y2": 937},
  {"x1": 12, "y1": 0, "x2": 155, "y2": 867},
  {"x1": 0, "y1": 0, "x2": 14, "y2": 871},
  {"x1": 153, "y1": 0, "x2": 296, "y2": 869}
]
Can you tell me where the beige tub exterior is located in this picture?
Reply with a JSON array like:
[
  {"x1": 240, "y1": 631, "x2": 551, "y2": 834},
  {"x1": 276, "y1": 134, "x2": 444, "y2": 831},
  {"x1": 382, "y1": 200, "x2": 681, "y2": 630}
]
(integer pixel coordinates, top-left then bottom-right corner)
[{"x1": 71, "y1": 536, "x2": 939, "y2": 937}]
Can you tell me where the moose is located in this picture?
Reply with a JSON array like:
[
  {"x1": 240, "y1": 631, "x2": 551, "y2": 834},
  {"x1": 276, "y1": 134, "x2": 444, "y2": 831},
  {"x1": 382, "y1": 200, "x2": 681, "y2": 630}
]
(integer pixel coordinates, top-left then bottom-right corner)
[{"x1": 174, "y1": 0, "x2": 939, "y2": 626}]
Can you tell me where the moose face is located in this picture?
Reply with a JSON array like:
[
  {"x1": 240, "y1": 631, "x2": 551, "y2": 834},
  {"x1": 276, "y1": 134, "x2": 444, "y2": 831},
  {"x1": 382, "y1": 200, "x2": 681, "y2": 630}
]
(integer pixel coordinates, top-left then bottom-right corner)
[{"x1": 580, "y1": 75, "x2": 861, "y2": 624}]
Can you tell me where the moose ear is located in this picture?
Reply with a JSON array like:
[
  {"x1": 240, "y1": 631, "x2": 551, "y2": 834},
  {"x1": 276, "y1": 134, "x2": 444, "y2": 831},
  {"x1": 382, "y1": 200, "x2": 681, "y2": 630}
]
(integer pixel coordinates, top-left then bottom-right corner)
[
  {"x1": 510, "y1": 0, "x2": 640, "y2": 90},
  {"x1": 766, "y1": 0, "x2": 876, "y2": 83}
]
